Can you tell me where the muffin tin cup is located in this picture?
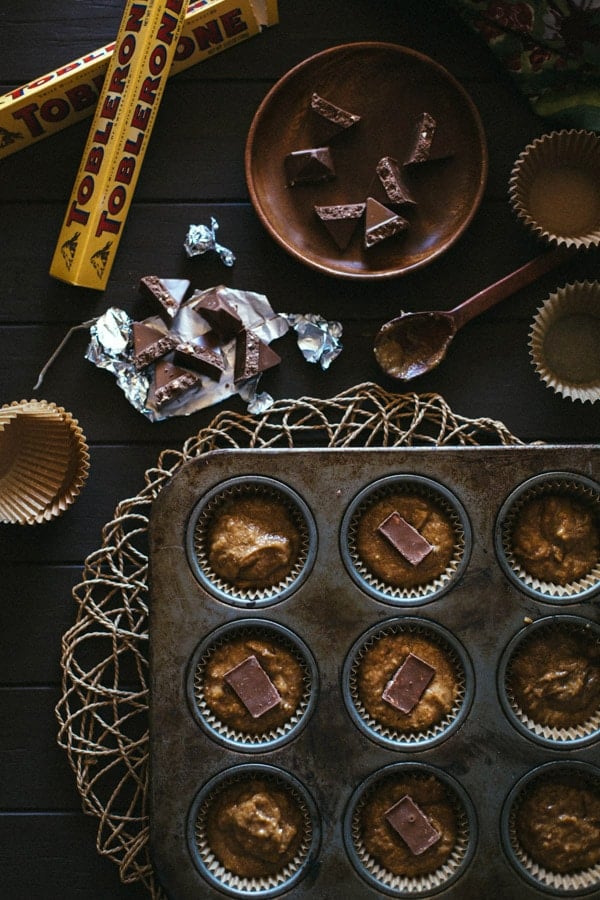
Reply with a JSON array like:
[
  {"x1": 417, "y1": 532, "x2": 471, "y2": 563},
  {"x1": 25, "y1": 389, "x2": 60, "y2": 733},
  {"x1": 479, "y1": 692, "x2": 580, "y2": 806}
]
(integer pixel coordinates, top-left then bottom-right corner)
[
  {"x1": 343, "y1": 617, "x2": 473, "y2": 750},
  {"x1": 340, "y1": 475, "x2": 471, "y2": 606},
  {"x1": 495, "y1": 472, "x2": 600, "y2": 604},
  {"x1": 187, "y1": 620, "x2": 318, "y2": 752},
  {"x1": 498, "y1": 615, "x2": 600, "y2": 749},
  {"x1": 343, "y1": 763, "x2": 477, "y2": 897},
  {"x1": 186, "y1": 476, "x2": 317, "y2": 607},
  {"x1": 188, "y1": 763, "x2": 320, "y2": 898},
  {"x1": 501, "y1": 761, "x2": 600, "y2": 895}
]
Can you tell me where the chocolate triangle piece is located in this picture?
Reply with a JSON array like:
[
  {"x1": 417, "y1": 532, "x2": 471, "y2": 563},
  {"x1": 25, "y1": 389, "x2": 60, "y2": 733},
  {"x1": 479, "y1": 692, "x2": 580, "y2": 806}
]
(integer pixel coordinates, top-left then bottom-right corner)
[
  {"x1": 284, "y1": 147, "x2": 336, "y2": 186},
  {"x1": 385, "y1": 795, "x2": 441, "y2": 856},
  {"x1": 139, "y1": 275, "x2": 190, "y2": 320},
  {"x1": 376, "y1": 156, "x2": 416, "y2": 206},
  {"x1": 405, "y1": 112, "x2": 452, "y2": 166},
  {"x1": 364, "y1": 197, "x2": 410, "y2": 248},
  {"x1": 192, "y1": 286, "x2": 243, "y2": 339},
  {"x1": 132, "y1": 321, "x2": 177, "y2": 369},
  {"x1": 234, "y1": 329, "x2": 281, "y2": 382},
  {"x1": 314, "y1": 202, "x2": 365, "y2": 250},
  {"x1": 174, "y1": 333, "x2": 225, "y2": 381},
  {"x1": 153, "y1": 357, "x2": 201, "y2": 408},
  {"x1": 310, "y1": 92, "x2": 361, "y2": 141}
]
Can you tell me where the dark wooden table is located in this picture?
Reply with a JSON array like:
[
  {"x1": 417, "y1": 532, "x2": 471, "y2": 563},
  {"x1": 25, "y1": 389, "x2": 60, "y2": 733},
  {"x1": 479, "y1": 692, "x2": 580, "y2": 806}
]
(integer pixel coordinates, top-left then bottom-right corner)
[{"x1": 1, "y1": 2, "x2": 599, "y2": 898}]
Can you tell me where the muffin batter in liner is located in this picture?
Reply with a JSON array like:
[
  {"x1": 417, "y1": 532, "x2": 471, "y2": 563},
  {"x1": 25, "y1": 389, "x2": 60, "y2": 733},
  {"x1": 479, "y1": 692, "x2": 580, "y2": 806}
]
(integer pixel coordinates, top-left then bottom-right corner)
[
  {"x1": 189, "y1": 621, "x2": 317, "y2": 750},
  {"x1": 503, "y1": 762, "x2": 600, "y2": 894},
  {"x1": 345, "y1": 764, "x2": 474, "y2": 896},
  {"x1": 500, "y1": 616, "x2": 600, "y2": 747},
  {"x1": 188, "y1": 477, "x2": 315, "y2": 606},
  {"x1": 342, "y1": 476, "x2": 470, "y2": 605},
  {"x1": 344, "y1": 619, "x2": 470, "y2": 748},
  {"x1": 190, "y1": 765, "x2": 318, "y2": 896},
  {"x1": 496, "y1": 473, "x2": 600, "y2": 603}
]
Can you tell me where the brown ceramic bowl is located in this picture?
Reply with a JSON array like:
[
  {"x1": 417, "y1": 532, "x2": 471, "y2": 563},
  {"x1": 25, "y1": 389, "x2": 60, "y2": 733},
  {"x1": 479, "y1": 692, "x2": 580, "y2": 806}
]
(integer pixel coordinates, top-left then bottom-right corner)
[{"x1": 245, "y1": 43, "x2": 488, "y2": 280}]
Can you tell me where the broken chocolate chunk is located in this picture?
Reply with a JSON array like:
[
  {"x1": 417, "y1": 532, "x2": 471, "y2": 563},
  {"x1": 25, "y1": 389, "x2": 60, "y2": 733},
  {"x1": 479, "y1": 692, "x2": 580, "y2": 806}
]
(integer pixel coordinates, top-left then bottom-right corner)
[
  {"x1": 377, "y1": 511, "x2": 433, "y2": 565},
  {"x1": 132, "y1": 321, "x2": 177, "y2": 369},
  {"x1": 385, "y1": 794, "x2": 441, "y2": 856},
  {"x1": 284, "y1": 147, "x2": 336, "y2": 186},
  {"x1": 376, "y1": 156, "x2": 415, "y2": 206},
  {"x1": 314, "y1": 202, "x2": 365, "y2": 250},
  {"x1": 364, "y1": 197, "x2": 409, "y2": 248},
  {"x1": 405, "y1": 112, "x2": 451, "y2": 166},
  {"x1": 224, "y1": 654, "x2": 282, "y2": 718},
  {"x1": 192, "y1": 287, "x2": 243, "y2": 340},
  {"x1": 174, "y1": 333, "x2": 225, "y2": 381},
  {"x1": 310, "y1": 92, "x2": 361, "y2": 141},
  {"x1": 153, "y1": 357, "x2": 201, "y2": 407},
  {"x1": 382, "y1": 652, "x2": 436, "y2": 714},
  {"x1": 139, "y1": 275, "x2": 190, "y2": 320},
  {"x1": 234, "y1": 329, "x2": 281, "y2": 382}
]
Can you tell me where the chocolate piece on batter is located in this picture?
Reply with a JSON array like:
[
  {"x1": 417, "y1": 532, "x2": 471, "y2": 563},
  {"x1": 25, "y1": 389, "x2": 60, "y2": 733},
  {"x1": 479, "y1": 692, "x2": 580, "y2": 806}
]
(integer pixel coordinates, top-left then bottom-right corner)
[
  {"x1": 132, "y1": 321, "x2": 177, "y2": 369},
  {"x1": 234, "y1": 329, "x2": 281, "y2": 382},
  {"x1": 364, "y1": 197, "x2": 409, "y2": 248},
  {"x1": 376, "y1": 156, "x2": 416, "y2": 206},
  {"x1": 193, "y1": 287, "x2": 243, "y2": 340},
  {"x1": 385, "y1": 794, "x2": 441, "y2": 856},
  {"x1": 310, "y1": 91, "x2": 361, "y2": 141},
  {"x1": 377, "y1": 511, "x2": 433, "y2": 565},
  {"x1": 174, "y1": 333, "x2": 225, "y2": 381},
  {"x1": 314, "y1": 202, "x2": 365, "y2": 250},
  {"x1": 139, "y1": 275, "x2": 190, "y2": 320},
  {"x1": 284, "y1": 147, "x2": 336, "y2": 186},
  {"x1": 224, "y1": 654, "x2": 282, "y2": 718},
  {"x1": 153, "y1": 357, "x2": 201, "y2": 407},
  {"x1": 382, "y1": 652, "x2": 436, "y2": 714}
]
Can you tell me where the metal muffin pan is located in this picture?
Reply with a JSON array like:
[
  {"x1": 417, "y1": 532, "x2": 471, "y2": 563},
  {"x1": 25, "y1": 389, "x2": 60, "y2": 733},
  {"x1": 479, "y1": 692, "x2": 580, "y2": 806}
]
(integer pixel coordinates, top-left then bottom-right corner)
[{"x1": 148, "y1": 445, "x2": 600, "y2": 899}]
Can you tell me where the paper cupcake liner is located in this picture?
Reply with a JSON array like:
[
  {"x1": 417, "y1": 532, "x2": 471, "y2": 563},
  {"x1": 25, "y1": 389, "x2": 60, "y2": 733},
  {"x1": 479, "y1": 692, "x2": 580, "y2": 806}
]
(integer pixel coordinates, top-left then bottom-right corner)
[
  {"x1": 187, "y1": 477, "x2": 316, "y2": 607},
  {"x1": 189, "y1": 621, "x2": 317, "y2": 751},
  {"x1": 341, "y1": 476, "x2": 470, "y2": 605},
  {"x1": 344, "y1": 619, "x2": 471, "y2": 749},
  {"x1": 503, "y1": 762, "x2": 600, "y2": 894},
  {"x1": 190, "y1": 765, "x2": 318, "y2": 897},
  {"x1": 500, "y1": 616, "x2": 600, "y2": 747},
  {"x1": 529, "y1": 281, "x2": 600, "y2": 403},
  {"x1": 0, "y1": 399, "x2": 89, "y2": 525},
  {"x1": 496, "y1": 473, "x2": 600, "y2": 603},
  {"x1": 509, "y1": 129, "x2": 600, "y2": 248},
  {"x1": 345, "y1": 764, "x2": 475, "y2": 896}
]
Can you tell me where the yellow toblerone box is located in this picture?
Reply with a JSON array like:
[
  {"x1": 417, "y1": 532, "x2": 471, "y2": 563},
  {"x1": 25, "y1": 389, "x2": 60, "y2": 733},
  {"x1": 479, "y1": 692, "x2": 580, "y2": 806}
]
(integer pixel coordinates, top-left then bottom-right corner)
[
  {"x1": 50, "y1": 0, "x2": 190, "y2": 290},
  {"x1": 0, "y1": 0, "x2": 277, "y2": 161}
]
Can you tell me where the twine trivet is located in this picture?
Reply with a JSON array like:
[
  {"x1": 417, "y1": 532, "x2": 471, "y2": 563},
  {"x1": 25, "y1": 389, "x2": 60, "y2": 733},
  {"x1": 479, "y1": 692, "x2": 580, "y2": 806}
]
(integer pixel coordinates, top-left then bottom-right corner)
[{"x1": 55, "y1": 383, "x2": 523, "y2": 897}]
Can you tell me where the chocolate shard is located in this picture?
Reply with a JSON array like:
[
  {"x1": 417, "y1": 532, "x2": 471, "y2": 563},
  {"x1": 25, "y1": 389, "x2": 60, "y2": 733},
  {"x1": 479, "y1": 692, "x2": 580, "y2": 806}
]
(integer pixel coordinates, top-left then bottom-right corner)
[
  {"x1": 139, "y1": 275, "x2": 190, "y2": 320},
  {"x1": 224, "y1": 654, "x2": 282, "y2": 718},
  {"x1": 364, "y1": 197, "x2": 410, "y2": 248},
  {"x1": 382, "y1": 652, "x2": 436, "y2": 714},
  {"x1": 153, "y1": 357, "x2": 201, "y2": 408},
  {"x1": 376, "y1": 156, "x2": 416, "y2": 206},
  {"x1": 310, "y1": 91, "x2": 361, "y2": 141},
  {"x1": 192, "y1": 287, "x2": 243, "y2": 340},
  {"x1": 314, "y1": 202, "x2": 366, "y2": 250},
  {"x1": 405, "y1": 112, "x2": 452, "y2": 166},
  {"x1": 377, "y1": 511, "x2": 433, "y2": 565},
  {"x1": 284, "y1": 147, "x2": 336, "y2": 187},
  {"x1": 132, "y1": 321, "x2": 177, "y2": 369},
  {"x1": 234, "y1": 329, "x2": 281, "y2": 382},
  {"x1": 174, "y1": 333, "x2": 225, "y2": 381},
  {"x1": 385, "y1": 794, "x2": 441, "y2": 856}
]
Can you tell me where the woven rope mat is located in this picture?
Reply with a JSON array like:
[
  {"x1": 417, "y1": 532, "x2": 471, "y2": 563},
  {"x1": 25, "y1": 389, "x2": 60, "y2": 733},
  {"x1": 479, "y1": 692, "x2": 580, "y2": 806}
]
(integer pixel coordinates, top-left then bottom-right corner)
[{"x1": 55, "y1": 383, "x2": 523, "y2": 897}]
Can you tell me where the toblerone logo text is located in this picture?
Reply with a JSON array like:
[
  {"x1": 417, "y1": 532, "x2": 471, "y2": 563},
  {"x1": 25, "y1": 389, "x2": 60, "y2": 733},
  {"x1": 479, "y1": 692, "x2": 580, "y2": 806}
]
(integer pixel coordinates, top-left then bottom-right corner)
[
  {"x1": 50, "y1": 0, "x2": 188, "y2": 288},
  {"x1": 0, "y1": 0, "x2": 261, "y2": 159}
]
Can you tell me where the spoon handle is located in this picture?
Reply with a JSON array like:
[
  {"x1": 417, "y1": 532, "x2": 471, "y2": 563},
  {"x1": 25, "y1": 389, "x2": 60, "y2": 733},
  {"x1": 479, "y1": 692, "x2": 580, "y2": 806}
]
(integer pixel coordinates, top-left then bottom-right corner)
[{"x1": 450, "y1": 244, "x2": 575, "y2": 331}]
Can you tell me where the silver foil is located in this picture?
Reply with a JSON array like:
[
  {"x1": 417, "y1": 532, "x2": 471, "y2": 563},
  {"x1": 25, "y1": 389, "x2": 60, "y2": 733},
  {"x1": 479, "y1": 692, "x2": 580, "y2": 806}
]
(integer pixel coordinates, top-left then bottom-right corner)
[
  {"x1": 183, "y1": 218, "x2": 236, "y2": 267},
  {"x1": 283, "y1": 312, "x2": 343, "y2": 369}
]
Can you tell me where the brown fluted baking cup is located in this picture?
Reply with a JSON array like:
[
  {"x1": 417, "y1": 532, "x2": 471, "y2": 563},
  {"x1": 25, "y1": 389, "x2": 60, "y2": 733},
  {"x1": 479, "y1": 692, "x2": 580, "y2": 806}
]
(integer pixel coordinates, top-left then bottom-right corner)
[
  {"x1": 509, "y1": 129, "x2": 600, "y2": 248},
  {"x1": 0, "y1": 400, "x2": 90, "y2": 525},
  {"x1": 529, "y1": 281, "x2": 600, "y2": 403}
]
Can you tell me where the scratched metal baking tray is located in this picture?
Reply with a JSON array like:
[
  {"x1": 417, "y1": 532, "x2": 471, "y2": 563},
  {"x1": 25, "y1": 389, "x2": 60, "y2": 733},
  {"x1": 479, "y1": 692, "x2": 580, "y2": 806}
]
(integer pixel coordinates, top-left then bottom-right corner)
[{"x1": 148, "y1": 445, "x2": 600, "y2": 899}]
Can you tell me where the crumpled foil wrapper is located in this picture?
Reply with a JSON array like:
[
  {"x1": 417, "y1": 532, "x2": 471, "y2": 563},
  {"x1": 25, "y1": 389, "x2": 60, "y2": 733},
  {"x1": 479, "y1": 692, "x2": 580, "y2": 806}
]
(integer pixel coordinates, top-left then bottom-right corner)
[
  {"x1": 283, "y1": 313, "x2": 343, "y2": 369},
  {"x1": 184, "y1": 218, "x2": 235, "y2": 267},
  {"x1": 85, "y1": 287, "x2": 289, "y2": 421}
]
